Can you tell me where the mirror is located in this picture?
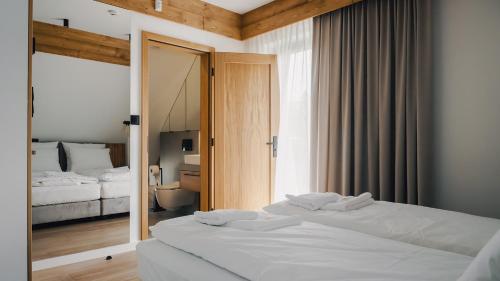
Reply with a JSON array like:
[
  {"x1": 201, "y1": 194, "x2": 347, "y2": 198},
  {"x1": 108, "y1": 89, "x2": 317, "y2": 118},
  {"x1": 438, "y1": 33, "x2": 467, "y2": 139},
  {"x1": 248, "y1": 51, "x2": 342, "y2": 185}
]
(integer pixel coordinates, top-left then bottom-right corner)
[{"x1": 31, "y1": 0, "x2": 131, "y2": 261}]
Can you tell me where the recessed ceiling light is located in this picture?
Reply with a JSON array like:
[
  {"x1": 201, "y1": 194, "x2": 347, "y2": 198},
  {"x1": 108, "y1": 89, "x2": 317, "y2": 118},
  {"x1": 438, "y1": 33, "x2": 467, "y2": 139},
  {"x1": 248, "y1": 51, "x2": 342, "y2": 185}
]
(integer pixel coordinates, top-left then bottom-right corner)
[
  {"x1": 155, "y1": 0, "x2": 163, "y2": 12},
  {"x1": 107, "y1": 9, "x2": 118, "y2": 16}
]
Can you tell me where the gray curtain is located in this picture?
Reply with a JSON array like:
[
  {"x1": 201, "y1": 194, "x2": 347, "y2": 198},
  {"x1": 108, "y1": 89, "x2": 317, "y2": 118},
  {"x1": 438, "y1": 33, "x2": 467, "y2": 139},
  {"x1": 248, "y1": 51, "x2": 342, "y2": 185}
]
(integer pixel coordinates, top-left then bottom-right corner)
[{"x1": 310, "y1": 0, "x2": 431, "y2": 204}]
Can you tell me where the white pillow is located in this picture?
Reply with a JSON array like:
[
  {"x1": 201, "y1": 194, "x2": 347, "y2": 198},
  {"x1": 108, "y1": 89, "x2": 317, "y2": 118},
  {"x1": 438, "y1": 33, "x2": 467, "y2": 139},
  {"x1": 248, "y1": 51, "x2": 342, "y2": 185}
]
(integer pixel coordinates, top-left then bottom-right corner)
[
  {"x1": 458, "y1": 230, "x2": 500, "y2": 281},
  {"x1": 69, "y1": 148, "x2": 113, "y2": 172},
  {"x1": 32, "y1": 148, "x2": 62, "y2": 172},
  {"x1": 32, "y1": 142, "x2": 59, "y2": 150},
  {"x1": 62, "y1": 142, "x2": 106, "y2": 170}
]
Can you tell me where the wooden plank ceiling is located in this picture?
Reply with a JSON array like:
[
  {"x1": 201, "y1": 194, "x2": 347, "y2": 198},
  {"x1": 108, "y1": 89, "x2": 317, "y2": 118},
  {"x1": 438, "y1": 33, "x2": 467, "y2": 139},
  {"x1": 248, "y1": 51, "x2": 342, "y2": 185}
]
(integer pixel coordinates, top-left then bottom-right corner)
[
  {"x1": 241, "y1": 0, "x2": 361, "y2": 39},
  {"x1": 97, "y1": 0, "x2": 361, "y2": 40},
  {"x1": 34, "y1": 21, "x2": 130, "y2": 66},
  {"x1": 33, "y1": 0, "x2": 361, "y2": 63},
  {"x1": 96, "y1": 0, "x2": 242, "y2": 40}
]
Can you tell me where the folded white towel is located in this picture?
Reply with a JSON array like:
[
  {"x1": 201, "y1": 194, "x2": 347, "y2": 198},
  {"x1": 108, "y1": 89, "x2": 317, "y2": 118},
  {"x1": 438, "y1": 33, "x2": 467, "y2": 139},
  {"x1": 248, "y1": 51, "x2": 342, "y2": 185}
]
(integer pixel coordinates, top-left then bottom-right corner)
[
  {"x1": 99, "y1": 171, "x2": 130, "y2": 182},
  {"x1": 321, "y1": 192, "x2": 374, "y2": 211},
  {"x1": 78, "y1": 167, "x2": 130, "y2": 182},
  {"x1": 226, "y1": 215, "x2": 301, "y2": 231},
  {"x1": 286, "y1": 192, "x2": 342, "y2": 210},
  {"x1": 194, "y1": 209, "x2": 259, "y2": 226}
]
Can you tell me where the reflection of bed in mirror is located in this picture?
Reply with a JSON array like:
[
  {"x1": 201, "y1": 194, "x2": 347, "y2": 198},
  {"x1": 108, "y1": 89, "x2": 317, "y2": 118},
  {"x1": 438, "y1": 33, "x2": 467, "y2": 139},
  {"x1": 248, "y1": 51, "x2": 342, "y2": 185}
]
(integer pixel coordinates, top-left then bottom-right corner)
[{"x1": 32, "y1": 141, "x2": 130, "y2": 225}]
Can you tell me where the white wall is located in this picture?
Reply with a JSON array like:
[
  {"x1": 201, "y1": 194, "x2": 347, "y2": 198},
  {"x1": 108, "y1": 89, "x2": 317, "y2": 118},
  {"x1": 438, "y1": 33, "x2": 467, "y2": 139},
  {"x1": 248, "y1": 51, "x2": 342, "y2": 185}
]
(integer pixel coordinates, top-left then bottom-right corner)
[
  {"x1": 32, "y1": 53, "x2": 130, "y2": 143},
  {"x1": 432, "y1": 0, "x2": 500, "y2": 219},
  {"x1": 0, "y1": 0, "x2": 28, "y2": 280},
  {"x1": 128, "y1": 12, "x2": 245, "y2": 241}
]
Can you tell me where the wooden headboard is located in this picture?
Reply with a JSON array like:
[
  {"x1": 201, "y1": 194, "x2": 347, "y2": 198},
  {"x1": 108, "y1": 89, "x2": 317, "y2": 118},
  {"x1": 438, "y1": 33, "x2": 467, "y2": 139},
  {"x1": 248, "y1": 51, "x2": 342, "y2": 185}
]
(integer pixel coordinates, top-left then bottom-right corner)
[{"x1": 106, "y1": 143, "x2": 127, "y2": 168}]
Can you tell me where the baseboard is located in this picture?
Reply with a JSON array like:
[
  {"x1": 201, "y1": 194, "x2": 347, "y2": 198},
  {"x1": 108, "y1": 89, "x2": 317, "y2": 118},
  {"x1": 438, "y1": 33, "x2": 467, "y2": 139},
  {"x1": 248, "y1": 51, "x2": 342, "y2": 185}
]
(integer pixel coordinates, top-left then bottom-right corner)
[{"x1": 32, "y1": 241, "x2": 138, "y2": 271}]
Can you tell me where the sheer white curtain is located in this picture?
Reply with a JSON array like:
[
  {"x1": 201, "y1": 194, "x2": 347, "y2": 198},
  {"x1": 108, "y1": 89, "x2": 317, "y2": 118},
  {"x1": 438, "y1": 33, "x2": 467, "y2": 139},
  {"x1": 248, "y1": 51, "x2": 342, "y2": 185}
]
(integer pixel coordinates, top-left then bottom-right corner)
[{"x1": 246, "y1": 19, "x2": 313, "y2": 202}]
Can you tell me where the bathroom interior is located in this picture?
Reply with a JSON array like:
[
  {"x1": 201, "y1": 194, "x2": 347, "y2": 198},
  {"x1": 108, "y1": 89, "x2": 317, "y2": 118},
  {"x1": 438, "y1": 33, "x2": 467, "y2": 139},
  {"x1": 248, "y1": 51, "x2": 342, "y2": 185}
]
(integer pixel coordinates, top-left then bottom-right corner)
[{"x1": 147, "y1": 44, "x2": 202, "y2": 234}]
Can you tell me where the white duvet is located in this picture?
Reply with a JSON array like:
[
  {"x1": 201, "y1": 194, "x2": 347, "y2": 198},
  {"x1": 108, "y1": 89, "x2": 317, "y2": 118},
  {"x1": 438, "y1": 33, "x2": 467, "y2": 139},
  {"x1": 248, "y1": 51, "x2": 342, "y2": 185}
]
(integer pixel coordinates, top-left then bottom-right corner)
[
  {"x1": 32, "y1": 183, "x2": 101, "y2": 206},
  {"x1": 100, "y1": 181, "x2": 130, "y2": 199},
  {"x1": 32, "y1": 171, "x2": 98, "y2": 187},
  {"x1": 77, "y1": 167, "x2": 130, "y2": 182},
  {"x1": 151, "y1": 216, "x2": 471, "y2": 281},
  {"x1": 264, "y1": 201, "x2": 500, "y2": 256}
]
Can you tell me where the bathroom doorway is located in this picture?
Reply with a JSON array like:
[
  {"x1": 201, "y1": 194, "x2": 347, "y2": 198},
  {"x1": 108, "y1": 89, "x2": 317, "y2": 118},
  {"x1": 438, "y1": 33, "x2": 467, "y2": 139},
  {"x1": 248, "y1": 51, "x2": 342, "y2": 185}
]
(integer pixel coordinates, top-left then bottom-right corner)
[{"x1": 141, "y1": 32, "x2": 212, "y2": 238}]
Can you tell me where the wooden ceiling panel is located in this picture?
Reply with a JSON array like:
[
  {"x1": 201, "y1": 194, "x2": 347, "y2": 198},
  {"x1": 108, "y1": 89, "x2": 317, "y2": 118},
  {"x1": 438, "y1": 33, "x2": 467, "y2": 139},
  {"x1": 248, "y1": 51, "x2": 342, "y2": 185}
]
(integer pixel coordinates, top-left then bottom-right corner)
[
  {"x1": 34, "y1": 21, "x2": 130, "y2": 66},
  {"x1": 241, "y1": 0, "x2": 357, "y2": 40},
  {"x1": 92, "y1": 0, "x2": 362, "y2": 40},
  {"x1": 242, "y1": 0, "x2": 307, "y2": 27},
  {"x1": 97, "y1": 0, "x2": 242, "y2": 40}
]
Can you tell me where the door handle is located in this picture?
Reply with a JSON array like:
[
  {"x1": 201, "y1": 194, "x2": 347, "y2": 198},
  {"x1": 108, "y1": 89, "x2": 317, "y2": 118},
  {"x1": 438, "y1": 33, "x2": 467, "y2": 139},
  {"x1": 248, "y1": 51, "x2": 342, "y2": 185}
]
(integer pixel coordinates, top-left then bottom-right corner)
[{"x1": 266, "y1": 136, "x2": 278, "y2": 158}]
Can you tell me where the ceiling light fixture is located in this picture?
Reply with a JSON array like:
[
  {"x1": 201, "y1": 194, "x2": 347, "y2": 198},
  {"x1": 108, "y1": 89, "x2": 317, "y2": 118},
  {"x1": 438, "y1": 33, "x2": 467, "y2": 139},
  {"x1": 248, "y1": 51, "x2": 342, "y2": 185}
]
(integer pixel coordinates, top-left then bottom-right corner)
[
  {"x1": 107, "y1": 9, "x2": 118, "y2": 16},
  {"x1": 155, "y1": 0, "x2": 163, "y2": 12}
]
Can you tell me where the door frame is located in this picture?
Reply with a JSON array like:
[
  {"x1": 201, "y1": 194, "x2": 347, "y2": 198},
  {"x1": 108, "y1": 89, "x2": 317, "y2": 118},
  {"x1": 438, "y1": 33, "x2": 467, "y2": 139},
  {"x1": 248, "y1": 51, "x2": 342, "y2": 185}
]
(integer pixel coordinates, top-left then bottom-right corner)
[
  {"x1": 27, "y1": 0, "x2": 33, "y2": 279},
  {"x1": 140, "y1": 32, "x2": 214, "y2": 239}
]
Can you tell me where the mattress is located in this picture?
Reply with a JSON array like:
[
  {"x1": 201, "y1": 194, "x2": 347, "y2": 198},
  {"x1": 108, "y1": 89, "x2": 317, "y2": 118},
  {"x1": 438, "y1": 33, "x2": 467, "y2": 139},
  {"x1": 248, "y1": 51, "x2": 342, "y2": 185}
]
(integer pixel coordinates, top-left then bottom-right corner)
[
  {"x1": 264, "y1": 200, "x2": 500, "y2": 256},
  {"x1": 32, "y1": 183, "x2": 101, "y2": 206},
  {"x1": 137, "y1": 239, "x2": 245, "y2": 281},
  {"x1": 100, "y1": 181, "x2": 130, "y2": 199},
  {"x1": 150, "y1": 216, "x2": 472, "y2": 281}
]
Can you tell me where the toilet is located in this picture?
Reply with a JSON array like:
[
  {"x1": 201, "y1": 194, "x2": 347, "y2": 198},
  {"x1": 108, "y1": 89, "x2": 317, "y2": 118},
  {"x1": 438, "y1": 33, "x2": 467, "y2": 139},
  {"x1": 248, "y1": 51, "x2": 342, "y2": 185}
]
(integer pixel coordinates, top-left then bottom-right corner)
[{"x1": 154, "y1": 181, "x2": 196, "y2": 210}]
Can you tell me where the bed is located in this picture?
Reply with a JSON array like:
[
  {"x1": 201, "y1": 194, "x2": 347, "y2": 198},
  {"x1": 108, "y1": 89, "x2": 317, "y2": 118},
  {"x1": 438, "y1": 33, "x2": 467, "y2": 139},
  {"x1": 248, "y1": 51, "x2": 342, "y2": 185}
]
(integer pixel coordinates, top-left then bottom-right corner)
[
  {"x1": 32, "y1": 183, "x2": 101, "y2": 207},
  {"x1": 78, "y1": 168, "x2": 132, "y2": 216},
  {"x1": 138, "y1": 215, "x2": 477, "y2": 281},
  {"x1": 137, "y1": 239, "x2": 245, "y2": 281},
  {"x1": 263, "y1": 200, "x2": 500, "y2": 256},
  {"x1": 32, "y1": 183, "x2": 102, "y2": 224},
  {"x1": 31, "y1": 141, "x2": 130, "y2": 225}
]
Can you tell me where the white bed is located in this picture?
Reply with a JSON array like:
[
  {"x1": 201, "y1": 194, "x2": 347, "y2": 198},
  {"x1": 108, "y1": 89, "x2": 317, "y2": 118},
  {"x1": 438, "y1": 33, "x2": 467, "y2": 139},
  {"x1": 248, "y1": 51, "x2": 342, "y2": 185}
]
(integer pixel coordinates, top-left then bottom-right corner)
[
  {"x1": 139, "y1": 215, "x2": 472, "y2": 281},
  {"x1": 137, "y1": 239, "x2": 246, "y2": 281},
  {"x1": 100, "y1": 181, "x2": 130, "y2": 199},
  {"x1": 78, "y1": 167, "x2": 131, "y2": 199},
  {"x1": 264, "y1": 200, "x2": 500, "y2": 256},
  {"x1": 31, "y1": 183, "x2": 101, "y2": 206}
]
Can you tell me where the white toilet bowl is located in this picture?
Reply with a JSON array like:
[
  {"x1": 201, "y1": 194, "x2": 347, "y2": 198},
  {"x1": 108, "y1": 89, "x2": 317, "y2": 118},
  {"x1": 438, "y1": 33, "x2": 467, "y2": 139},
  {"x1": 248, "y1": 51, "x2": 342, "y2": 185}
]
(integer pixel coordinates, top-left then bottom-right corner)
[{"x1": 155, "y1": 182, "x2": 196, "y2": 210}]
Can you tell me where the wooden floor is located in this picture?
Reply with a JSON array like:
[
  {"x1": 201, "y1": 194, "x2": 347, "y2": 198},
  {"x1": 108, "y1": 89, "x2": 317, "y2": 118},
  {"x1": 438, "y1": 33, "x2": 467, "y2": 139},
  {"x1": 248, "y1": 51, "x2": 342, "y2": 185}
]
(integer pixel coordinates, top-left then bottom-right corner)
[
  {"x1": 32, "y1": 216, "x2": 130, "y2": 261},
  {"x1": 33, "y1": 251, "x2": 139, "y2": 281}
]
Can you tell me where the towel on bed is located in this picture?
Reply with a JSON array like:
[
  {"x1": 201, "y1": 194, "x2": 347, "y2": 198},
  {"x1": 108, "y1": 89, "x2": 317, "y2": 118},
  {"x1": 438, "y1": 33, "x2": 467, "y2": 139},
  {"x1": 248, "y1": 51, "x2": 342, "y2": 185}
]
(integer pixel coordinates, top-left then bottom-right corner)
[
  {"x1": 226, "y1": 215, "x2": 302, "y2": 231},
  {"x1": 285, "y1": 192, "x2": 342, "y2": 210},
  {"x1": 321, "y1": 192, "x2": 374, "y2": 211},
  {"x1": 78, "y1": 167, "x2": 130, "y2": 182},
  {"x1": 194, "y1": 209, "x2": 259, "y2": 226}
]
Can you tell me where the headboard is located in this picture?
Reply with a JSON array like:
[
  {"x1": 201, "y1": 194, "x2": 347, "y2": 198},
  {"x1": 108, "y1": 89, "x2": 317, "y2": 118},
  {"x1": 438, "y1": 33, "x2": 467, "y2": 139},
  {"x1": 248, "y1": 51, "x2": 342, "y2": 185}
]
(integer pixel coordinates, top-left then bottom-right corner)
[{"x1": 106, "y1": 143, "x2": 127, "y2": 168}]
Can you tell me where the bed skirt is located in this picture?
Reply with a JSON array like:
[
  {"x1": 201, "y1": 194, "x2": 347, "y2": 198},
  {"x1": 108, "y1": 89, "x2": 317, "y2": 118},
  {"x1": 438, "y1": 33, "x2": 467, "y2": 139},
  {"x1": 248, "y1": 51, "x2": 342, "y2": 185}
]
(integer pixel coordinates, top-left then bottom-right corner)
[
  {"x1": 32, "y1": 200, "x2": 101, "y2": 225},
  {"x1": 32, "y1": 197, "x2": 130, "y2": 225},
  {"x1": 101, "y1": 197, "x2": 130, "y2": 216}
]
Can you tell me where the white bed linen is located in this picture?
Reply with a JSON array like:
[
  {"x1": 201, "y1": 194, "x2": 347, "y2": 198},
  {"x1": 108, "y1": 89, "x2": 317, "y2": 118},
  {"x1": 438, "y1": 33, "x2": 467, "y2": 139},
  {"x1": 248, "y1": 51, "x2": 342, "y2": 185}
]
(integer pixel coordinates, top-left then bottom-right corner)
[
  {"x1": 137, "y1": 239, "x2": 246, "y2": 281},
  {"x1": 264, "y1": 201, "x2": 500, "y2": 256},
  {"x1": 32, "y1": 171, "x2": 97, "y2": 187},
  {"x1": 100, "y1": 181, "x2": 130, "y2": 199},
  {"x1": 32, "y1": 183, "x2": 101, "y2": 206},
  {"x1": 151, "y1": 216, "x2": 471, "y2": 281},
  {"x1": 78, "y1": 167, "x2": 130, "y2": 182}
]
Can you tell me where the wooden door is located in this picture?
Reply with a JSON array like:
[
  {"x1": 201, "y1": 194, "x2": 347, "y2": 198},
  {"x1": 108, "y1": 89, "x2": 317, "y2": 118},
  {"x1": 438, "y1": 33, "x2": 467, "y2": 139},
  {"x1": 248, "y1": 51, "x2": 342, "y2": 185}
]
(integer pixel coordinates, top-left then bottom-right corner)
[{"x1": 213, "y1": 53, "x2": 279, "y2": 210}]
